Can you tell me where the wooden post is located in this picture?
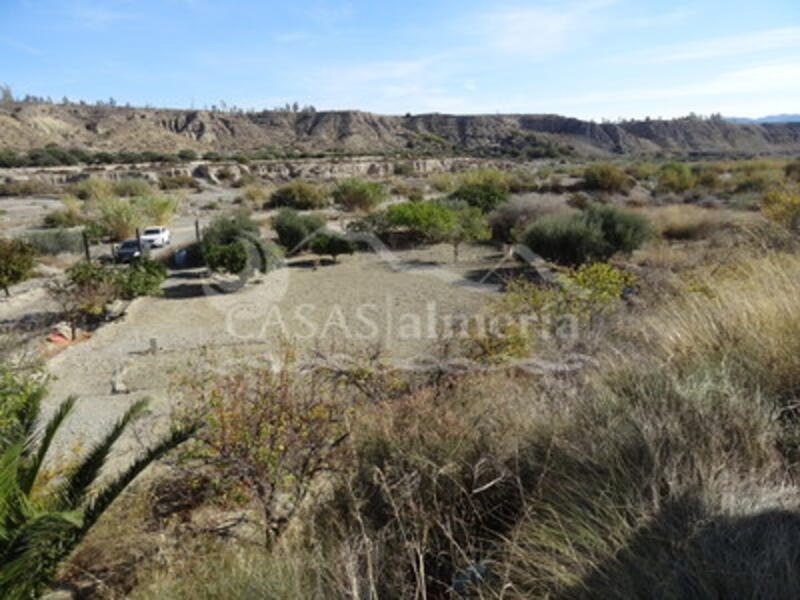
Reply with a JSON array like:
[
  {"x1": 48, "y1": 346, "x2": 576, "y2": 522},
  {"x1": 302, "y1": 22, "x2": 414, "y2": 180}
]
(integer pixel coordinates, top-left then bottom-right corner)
[
  {"x1": 136, "y1": 228, "x2": 142, "y2": 250},
  {"x1": 82, "y1": 231, "x2": 91, "y2": 263},
  {"x1": 195, "y1": 219, "x2": 201, "y2": 242}
]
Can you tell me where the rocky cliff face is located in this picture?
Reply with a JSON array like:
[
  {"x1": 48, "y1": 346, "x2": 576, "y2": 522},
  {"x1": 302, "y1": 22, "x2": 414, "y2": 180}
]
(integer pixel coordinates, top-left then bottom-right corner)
[{"x1": 2, "y1": 102, "x2": 800, "y2": 157}]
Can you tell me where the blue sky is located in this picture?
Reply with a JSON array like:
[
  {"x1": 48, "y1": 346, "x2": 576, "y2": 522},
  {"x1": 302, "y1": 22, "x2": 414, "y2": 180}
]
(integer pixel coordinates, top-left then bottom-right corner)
[{"x1": 1, "y1": 0, "x2": 798, "y2": 119}]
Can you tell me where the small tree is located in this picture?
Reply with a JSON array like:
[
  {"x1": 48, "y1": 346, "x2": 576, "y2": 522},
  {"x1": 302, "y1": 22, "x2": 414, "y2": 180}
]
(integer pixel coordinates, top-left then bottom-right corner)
[
  {"x1": 0, "y1": 238, "x2": 35, "y2": 296},
  {"x1": 445, "y1": 207, "x2": 490, "y2": 262},
  {"x1": 178, "y1": 356, "x2": 349, "y2": 545}
]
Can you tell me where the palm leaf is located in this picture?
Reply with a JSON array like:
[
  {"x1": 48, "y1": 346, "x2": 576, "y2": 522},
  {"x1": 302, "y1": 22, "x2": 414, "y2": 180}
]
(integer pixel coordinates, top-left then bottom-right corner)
[
  {"x1": 18, "y1": 397, "x2": 77, "y2": 497},
  {"x1": 81, "y1": 422, "x2": 198, "y2": 533},
  {"x1": 57, "y1": 398, "x2": 148, "y2": 508}
]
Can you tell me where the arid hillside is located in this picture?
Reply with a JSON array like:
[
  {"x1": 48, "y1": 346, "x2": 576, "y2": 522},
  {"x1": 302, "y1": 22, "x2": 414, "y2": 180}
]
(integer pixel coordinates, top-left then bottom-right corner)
[{"x1": 2, "y1": 102, "x2": 800, "y2": 157}]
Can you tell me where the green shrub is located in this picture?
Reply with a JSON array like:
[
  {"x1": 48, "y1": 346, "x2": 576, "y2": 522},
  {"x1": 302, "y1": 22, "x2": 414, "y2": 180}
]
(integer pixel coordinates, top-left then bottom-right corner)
[
  {"x1": 0, "y1": 238, "x2": 35, "y2": 295},
  {"x1": 117, "y1": 258, "x2": 167, "y2": 298},
  {"x1": 332, "y1": 178, "x2": 388, "y2": 212},
  {"x1": 760, "y1": 188, "x2": 800, "y2": 229},
  {"x1": 43, "y1": 208, "x2": 85, "y2": 229},
  {"x1": 112, "y1": 177, "x2": 154, "y2": 197},
  {"x1": 523, "y1": 204, "x2": 650, "y2": 265},
  {"x1": 384, "y1": 200, "x2": 455, "y2": 242},
  {"x1": 488, "y1": 196, "x2": 567, "y2": 242},
  {"x1": 134, "y1": 195, "x2": 177, "y2": 226},
  {"x1": 178, "y1": 149, "x2": 198, "y2": 161},
  {"x1": 657, "y1": 162, "x2": 696, "y2": 193},
  {"x1": 450, "y1": 181, "x2": 509, "y2": 213},
  {"x1": 18, "y1": 228, "x2": 84, "y2": 255},
  {"x1": 202, "y1": 213, "x2": 282, "y2": 275},
  {"x1": 583, "y1": 163, "x2": 632, "y2": 194},
  {"x1": 270, "y1": 180, "x2": 329, "y2": 210},
  {"x1": 523, "y1": 212, "x2": 608, "y2": 265},
  {"x1": 272, "y1": 209, "x2": 325, "y2": 252},
  {"x1": 585, "y1": 203, "x2": 652, "y2": 256},
  {"x1": 309, "y1": 231, "x2": 356, "y2": 262},
  {"x1": 71, "y1": 177, "x2": 114, "y2": 200},
  {"x1": 159, "y1": 174, "x2": 201, "y2": 191}
]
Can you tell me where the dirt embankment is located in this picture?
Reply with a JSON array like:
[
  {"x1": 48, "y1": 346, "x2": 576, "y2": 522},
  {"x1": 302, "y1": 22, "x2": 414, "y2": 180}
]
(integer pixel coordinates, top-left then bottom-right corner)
[{"x1": 3, "y1": 102, "x2": 800, "y2": 157}]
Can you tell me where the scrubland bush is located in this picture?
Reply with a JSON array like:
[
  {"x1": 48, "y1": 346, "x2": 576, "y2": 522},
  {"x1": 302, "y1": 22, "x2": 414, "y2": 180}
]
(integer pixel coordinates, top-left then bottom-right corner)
[
  {"x1": 159, "y1": 174, "x2": 201, "y2": 191},
  {"x1": 785, "y1": 159, "x2": 800, "y2": 182},
  {"x1": 524, "y1": 204, "x2": 651, "y2": 265},
  {"x1": 384, "y1": 200, "x2": 455, "y2": 242},
  {"x1": 112, "y1": 177, "x2": 155, "y2": 197},
  {"x1": 450, "y1": 181, "x2": 509, "y2": 213},
  {"x1": 0, "y1": 179, "x2": 56, "y2": 197},
  {"x1": 272, "y1": 209, "x2": 325, "y2": 253},
  {"x1": 730, "y1": 169, "x2": 783, "y2": 194},
  {"x1": 71, "y1": 176, "x2": 114, "y2": 200},
  {"x1": 332, "y1": 178, "x2": 387, "y2": 212},
  {"x1": 202, "y1": 213, "x2": 281, "y2": 275},
  {"x1": 19, "y1": 228, "x2": 84, "y2": 255},
  {"x1": 583, "y1": 162, "x2": 632, "y2": 193},
  {"x1": 309, "y1": 231, "x2": 355, "y2": 262},
  {"x1": 488, "y1": 195, "x2": 568, "y2": 242},
  {"x1": 270, "y1": 180, "x2": 329, "y2": 210},
  {"x1": 626, "y1": 161, "x2": 659, "y2": 181},
  {"x1": 760, "y1": 188, "x2": 800, "y2": 230},
  {"x1": 643, "y1": 204, "x2": 749, "y2": 240},
  {"x1": 0, "y1": 238, "x2": 35, "y2": 295},
  {"x1": 427, "y1": 171, "x2": 458, "y2": 193},
  {"x1": 656, "y1": 161, "x2": 696, "y2": 193},
  {"x1": 390, "y1": 179, "x2": 425, "y2": 201},
  {"x1": 237, "y1": 184, "x2": 269, "y2": 208},
  {"x1": 136, "y1": 194, "x2": 178, "y2": 225}
]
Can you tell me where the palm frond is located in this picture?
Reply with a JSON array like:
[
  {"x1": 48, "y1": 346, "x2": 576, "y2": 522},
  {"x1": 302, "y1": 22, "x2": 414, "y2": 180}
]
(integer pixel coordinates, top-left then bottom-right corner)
[
  {"x1": 0, "y1": 510, "x2": 83, "y2": 600},
  {"x1": 81, "y1": 422, "x2": 198, "y2": 533},
  {"x1": 19, "y1": 396, "x2": 77, "y2": 497},
  {"x1": 57, "y1": 398, "x2": 148, "y2": 508}
]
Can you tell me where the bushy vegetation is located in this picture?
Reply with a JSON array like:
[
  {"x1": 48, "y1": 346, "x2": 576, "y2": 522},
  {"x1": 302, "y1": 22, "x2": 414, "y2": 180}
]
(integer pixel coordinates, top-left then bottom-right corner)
[
  {"x1": 202, "y1": 213, "x2": 282, "y2": 275},
  {"x1": 760, "y1": 188, "x2": 800, "y2": 230},
  {"x1": 656, "y1": 161, "x2": 697, "y2": 193},
  {"x1": 18, "y1": 228, "x2": 84, "y2": 255},
  {"x1": 488, "y1": 195, "x2": 567, "y2": 242},
  {"x1": 332, "y1": 178, "x2": 388, "y2": 212},
  {"x1": 0, "y1": 145, "x2": 199, "y2": 168},
  {"x1": 524, "y1": 203, "x2": 651, "y2": 264},
  {"x1": 272, "y1": 209, "x2": 325, "y2": 252},
  {"x1": 112, "y1": 177, "x2": 155, "y2": 197},
  {"x1": 269, "y1": 180, "x2": 329, "y2": 210},
  {"x1": 583, "y1": 162, "x2": 632, "y2": 193},
  {"x1": 309, "y1": 231, "x2": 355, "y2": 262},
  {"x1": 450, "y1": 181, "x2": 509, "y2": 213},
  {"x1": 158, "y1": 174, "x2": 201, "y2": 191},
  {"x1": 0, "y1": 238, "x2": 35, "y2": 295}
]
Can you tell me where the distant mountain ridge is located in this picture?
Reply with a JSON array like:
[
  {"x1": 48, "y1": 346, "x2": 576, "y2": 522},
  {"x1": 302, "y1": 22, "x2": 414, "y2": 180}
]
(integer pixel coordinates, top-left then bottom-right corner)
[
  {"x1": 725, "y1": 114, "x2": 800, "y2": 124},
  {"x1": 2, "y1": 102, "x2": 800, "y2": 158}
]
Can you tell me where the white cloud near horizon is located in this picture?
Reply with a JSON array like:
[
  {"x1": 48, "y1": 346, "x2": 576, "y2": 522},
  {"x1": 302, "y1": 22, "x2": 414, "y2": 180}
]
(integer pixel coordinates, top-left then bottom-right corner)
[{"x1": 643, "y1": 27, "x2": 800, "y2": 63}]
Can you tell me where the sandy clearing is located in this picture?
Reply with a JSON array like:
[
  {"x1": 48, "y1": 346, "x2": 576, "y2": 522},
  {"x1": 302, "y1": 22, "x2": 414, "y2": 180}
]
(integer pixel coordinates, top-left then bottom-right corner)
[{"x1": 39, "y1": 242, "x2": 506, "y2": 462}]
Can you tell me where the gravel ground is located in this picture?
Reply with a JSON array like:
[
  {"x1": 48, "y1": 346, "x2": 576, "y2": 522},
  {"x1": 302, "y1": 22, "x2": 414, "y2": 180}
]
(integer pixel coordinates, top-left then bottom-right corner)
[{"x1": 35, "y1": 241, "x2": 507, "y2": 467}]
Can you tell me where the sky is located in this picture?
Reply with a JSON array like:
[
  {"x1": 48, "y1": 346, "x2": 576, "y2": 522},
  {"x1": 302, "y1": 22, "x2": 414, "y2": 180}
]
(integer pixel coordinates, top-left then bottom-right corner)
[{"x1": 1, "y1": 0, "x2": 798, "y2": 120}]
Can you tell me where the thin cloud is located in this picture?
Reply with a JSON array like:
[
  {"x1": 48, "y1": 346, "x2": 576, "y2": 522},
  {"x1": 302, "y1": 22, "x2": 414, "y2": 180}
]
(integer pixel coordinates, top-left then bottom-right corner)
[
  {"x1": 0, "y1": 36, "x2": 41, "y2": 56},
  {"x1": 645, "y1": 27, "x2": 800, "y2": 63},
  {"x1": 67, "y1": 1, "x2": 138, "y2": 30},
  {"x1": 471, "y1": 0, "x2": 618, "y2": 57}
]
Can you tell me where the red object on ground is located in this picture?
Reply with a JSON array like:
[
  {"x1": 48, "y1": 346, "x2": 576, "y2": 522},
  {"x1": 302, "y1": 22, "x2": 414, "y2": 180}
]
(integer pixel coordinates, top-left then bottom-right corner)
[{"x1": 48, "y1": 331, "x2": 70, "y2": 343}]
